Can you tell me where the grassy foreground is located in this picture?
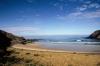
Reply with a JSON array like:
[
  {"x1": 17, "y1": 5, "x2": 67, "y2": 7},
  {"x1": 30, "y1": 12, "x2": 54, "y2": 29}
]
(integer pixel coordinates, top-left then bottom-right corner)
[{"x1": 6, "y1": 44, "x2": 100, "y2": 66}]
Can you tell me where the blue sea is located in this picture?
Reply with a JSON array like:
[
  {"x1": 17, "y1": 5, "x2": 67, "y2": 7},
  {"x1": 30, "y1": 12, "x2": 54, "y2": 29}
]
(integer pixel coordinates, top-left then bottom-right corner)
[{"x1": 25, "y1": 35, "x2": 100, "y2": 52}]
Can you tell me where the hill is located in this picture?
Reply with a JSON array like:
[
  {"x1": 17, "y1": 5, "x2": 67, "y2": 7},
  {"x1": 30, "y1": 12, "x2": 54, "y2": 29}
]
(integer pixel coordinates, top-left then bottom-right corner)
[
  {"x1": 0, "y1": 30, "x2": 26, "y2": 44},
  {"x1": 88, "y1": 30, "x2": 100, "y2": 39}
]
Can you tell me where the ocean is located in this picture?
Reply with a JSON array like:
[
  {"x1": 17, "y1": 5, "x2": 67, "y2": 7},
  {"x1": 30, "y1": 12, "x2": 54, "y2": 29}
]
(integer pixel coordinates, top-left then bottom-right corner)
[{"x1": 25, "y1": 35, "x2": 100, "y2": 52}]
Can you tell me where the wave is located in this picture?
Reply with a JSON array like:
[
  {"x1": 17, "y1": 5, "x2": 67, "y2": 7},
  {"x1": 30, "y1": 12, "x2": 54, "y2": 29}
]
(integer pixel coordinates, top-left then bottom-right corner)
[
  {"x1": 36, "y1": 41, "x2": 100, "y2": 45},
  {"x1": 50, "y1": 42, "x2": 100, "y2": 44}
]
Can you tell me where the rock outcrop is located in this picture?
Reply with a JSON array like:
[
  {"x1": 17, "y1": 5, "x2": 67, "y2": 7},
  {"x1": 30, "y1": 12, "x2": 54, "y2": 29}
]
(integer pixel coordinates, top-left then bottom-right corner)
[
  {"x1": 88, "y1": 30, "x2": 100, "y2": 39},
  {"x1": 0, "y1": 30, "x2": 26, "y2": 44}
]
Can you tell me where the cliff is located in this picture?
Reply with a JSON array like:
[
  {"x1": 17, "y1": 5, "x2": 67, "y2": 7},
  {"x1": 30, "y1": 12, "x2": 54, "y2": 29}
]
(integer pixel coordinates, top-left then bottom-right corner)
[{"x1": 88, "y1": 30, "x2": 100, "y2": 39}]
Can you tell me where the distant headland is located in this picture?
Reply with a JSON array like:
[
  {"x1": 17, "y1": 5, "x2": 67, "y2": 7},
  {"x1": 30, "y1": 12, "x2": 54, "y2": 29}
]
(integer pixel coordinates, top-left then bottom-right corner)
[{"x1": 88, "y1": 30, "x2": 100, "y2": 39}]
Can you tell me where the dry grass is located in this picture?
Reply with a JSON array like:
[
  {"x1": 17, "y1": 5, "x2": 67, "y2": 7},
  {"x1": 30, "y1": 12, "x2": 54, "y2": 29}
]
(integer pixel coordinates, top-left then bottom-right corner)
[{"x1": 8, "y1": 47, "x2": 100, "y2": 66}]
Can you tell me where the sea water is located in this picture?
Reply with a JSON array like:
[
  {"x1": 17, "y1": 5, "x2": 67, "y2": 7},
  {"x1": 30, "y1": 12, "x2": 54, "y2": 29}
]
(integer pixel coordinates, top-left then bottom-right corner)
[{"x1": 25, "y1": 35, "x2": 100, "y2": 52}]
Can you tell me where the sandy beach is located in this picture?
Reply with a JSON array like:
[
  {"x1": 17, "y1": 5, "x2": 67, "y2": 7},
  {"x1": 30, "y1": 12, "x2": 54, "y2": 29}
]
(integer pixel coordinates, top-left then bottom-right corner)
[
  {"x1": 12, "y1": 43, "x2": 100, "y2": 54},
  {"x1": 9, "y1": 43, "x2": 100, "y2": 66},
  {"x1": 12, "y1": 43, "x2": 76, "y2": 53},
  {"x1": 12, "y1": 44, "x2": 79, "y2": 53}
]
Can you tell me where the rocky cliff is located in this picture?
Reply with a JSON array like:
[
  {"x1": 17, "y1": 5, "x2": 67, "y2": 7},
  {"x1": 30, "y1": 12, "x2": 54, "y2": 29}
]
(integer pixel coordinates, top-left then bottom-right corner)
[{"x1": 88, "y1": 30, "x2": 100, "y2": 39}]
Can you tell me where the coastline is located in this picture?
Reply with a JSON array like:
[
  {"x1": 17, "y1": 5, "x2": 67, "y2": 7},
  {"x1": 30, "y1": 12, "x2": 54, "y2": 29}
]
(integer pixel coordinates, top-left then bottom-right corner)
[{"x1": 12, "y1": 43, "x2": 100, "y2": 54}]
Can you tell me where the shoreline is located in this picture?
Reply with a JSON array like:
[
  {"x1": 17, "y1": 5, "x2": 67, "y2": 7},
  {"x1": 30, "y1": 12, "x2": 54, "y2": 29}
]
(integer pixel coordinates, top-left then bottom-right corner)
[{"x1": 12, "y1": 43, "x2": 100, "y2": 54}]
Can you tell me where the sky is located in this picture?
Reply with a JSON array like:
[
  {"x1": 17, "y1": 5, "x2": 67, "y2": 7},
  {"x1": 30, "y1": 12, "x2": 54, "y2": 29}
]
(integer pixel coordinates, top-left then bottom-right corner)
[{"x1": 0, "y1": 0, "x2": 100, "y2": 36}]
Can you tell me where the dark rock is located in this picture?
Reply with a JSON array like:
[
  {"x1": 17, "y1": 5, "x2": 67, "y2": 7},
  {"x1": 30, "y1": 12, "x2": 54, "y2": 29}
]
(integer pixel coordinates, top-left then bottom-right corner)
[{"x1": 88, "y1": 30, "x2": 100, "y2": 39}]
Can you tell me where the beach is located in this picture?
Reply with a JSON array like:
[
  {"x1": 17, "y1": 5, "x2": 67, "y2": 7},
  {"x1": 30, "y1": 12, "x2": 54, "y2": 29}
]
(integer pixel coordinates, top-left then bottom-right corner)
[
  {"x1": 9, "y1": 43, "x2": 100, "y2": 66},
  {"x1": 12, "y1": 43, "x2": 100, "y2": 53}
]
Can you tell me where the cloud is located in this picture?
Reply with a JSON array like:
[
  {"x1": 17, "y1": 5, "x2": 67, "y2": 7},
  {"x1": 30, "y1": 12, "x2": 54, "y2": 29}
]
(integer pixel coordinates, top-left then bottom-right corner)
[
  {"x1": 83, "y1": 11, "x2": 100, "y2": 18},
  {"x1": 57, "y1": 0, "x2": 100, "y2": 20},
  {"x1": 76, "y1": 4, "x2": 88, "y2": 11},
  {"x1": 69, "y1": 11, "x2": 100, "y2": 18},
  {"x1": 1, "y1": 26, "x2": 40, "y2": 36},
  {"x1": 78, "y1": 7, "x2": 87, "y2": 11},
  {"x1": 89, "y1": 3, "x2": 100, "y2": 8},
  {"x1": 57, "y1": 10, "x2": 100, "y2": 20},
  {"x1": 76, "y1": 1, "x2": 100, "y2": 11}
]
